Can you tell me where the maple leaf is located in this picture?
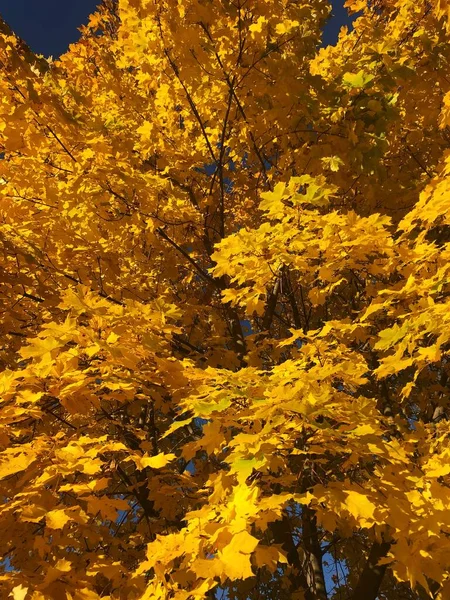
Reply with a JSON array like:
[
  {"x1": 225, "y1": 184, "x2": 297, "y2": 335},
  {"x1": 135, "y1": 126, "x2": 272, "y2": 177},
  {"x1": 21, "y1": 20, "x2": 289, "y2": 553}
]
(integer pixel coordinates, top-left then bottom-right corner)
[
  {"x1": 344, "y1": 490, "x2": 377, "y2": 525},
  {"x1": 10, "y1": 585, "x2": 28, "y2": 600},
  {"x1": 342, "y1": 70, "x2": 375, "y2": 89},
  {"x1": 45, "y1": 509, "x2": 73, "y2": 530},
  {"x1": 134, "y1": 452, "x2": 177, "y2": 470},
  {"x1": 214, "y1": 531, "x2": 260, "y2": 580}
]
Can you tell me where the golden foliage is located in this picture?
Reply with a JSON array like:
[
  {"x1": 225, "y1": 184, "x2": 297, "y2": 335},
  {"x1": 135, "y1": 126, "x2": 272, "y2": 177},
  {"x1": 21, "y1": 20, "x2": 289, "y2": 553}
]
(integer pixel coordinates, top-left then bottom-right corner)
[{"x1": 1, "y1": 0, "x2": 450, "y2": 598}]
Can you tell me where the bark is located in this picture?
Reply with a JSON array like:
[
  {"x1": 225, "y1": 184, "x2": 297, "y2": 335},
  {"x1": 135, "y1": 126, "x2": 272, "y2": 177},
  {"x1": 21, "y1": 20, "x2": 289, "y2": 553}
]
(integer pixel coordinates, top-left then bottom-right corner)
[
  {"x1": 270, "y1": 516, "x2": 326, "y2": 600},
  {"x1": 261, "y1": 276, "x2": 281, "y2": 332},
  {"x1": 351, "y1": 539, "x2": 391, "y2": 600},
  {"x1": 302, "y1": 506, "x2": 328, "y2": 600}
]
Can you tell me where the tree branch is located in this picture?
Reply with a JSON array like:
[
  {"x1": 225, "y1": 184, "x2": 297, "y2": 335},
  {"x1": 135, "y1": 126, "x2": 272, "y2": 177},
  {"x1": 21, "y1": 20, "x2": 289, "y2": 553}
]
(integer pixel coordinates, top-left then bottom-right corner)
[
  {"x1": 155, "y1": 226, "x2": 217, "y2": 287},
  {"x1": 261, "y1": 274, "x2": 281, "y2": 332},
  {"x1": 351, "y1": 539, "x2": 391, "y2": 600},
  {"x1": 302, "y1": 506, "x2": 328, "y2": 600},
  {"x1": 270, "y1": 516, "x2": 319, "y2": 600}
]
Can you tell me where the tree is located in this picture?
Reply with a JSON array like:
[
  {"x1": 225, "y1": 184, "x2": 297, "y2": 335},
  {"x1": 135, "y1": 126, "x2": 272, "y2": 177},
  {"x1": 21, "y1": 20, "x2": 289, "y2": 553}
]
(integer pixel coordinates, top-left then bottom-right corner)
[{"x1": 1, "y1": 0, "x2": 450, "y2": 597}]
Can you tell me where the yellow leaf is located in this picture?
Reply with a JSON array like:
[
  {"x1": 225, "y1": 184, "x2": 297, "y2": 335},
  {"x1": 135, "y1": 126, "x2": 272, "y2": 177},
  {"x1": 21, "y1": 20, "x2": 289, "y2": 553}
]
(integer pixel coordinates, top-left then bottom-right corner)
[
  {"x1": 401, "y1": 381, "x2": 415, "y2": 399},
  {"x1": 293, "y1": 491, "x2": 315, "y2": 505},
  {"x1": 227, "y1": 530, "x2": 259, "y2": 554},
  {"x1": 106, "y1": 331, "x2": 120, "y2": 344},
  {"x1": 275, "y1": 19, "x2": 300, "y2": 35},
  {"x1": 351, "y1": 424, "x2": 378, "y2": 436},
  {"x1": 229, "y1": 455, "x2": 266, "y2": 484},
  {"x1": 374, "y1": 323, "x2": 409, "y2": 351},
  {"x1": 321, "y1": 156, "x2": 344, "y2": 172},
  {"x1": 0, "y1": 446, "x2": 37, "y2": 480},
  {"x1": 216, "y1": 531, "x2": 259, "y2": 580},
  {"x1": 342, "y1": 70, "x2": 375, "y2": 89},
  {"x1": 253, "y1": 545, "x2": 287, "y2": 572},
  {"x1": 344, "y1": 491, "x2": 376, "y2": 523},
  {"x1": 359, "y1": 301, "x2": 386, "y2": 322},
  {"x1": 160, "y1": 417, "x2": 194, "y2": 439},
  {"x1": 54, "y1": 558, "x2": 72, "y2": 572},
  {"x1": 344, "y1": 0, "x2": 366, "y2": 12},
  {"x1": 46, "y1": 509, "x2": 72, "y2": 529},
  {"x1": 137, "y1": 121, "x2": 153, "y2": 140},
  {"x1": 424, "y1": 451, "x2": 450, "y2": 478},
  {"x1": 20, "y1": 504, "x2": 48, "y2": 523},
  {"x1": 136, "y1": 452, "x2": 177, "y2": 469},
  {"x1": 308, "y1": 287, "x2": 326, "y2": 306},
  {"x1": 10, "y1": 585, "x2": 28, "y2": 600},
  {"x1": 249, "y1": 16, "x2": 267, "y2": 34}
]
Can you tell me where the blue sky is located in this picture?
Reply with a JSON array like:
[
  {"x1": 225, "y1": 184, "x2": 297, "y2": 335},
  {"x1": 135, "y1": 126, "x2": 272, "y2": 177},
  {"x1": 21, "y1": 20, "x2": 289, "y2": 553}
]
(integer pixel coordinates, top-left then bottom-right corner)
[{"x1": 1, "y1": 0, "x2": 355, "y2": 58}]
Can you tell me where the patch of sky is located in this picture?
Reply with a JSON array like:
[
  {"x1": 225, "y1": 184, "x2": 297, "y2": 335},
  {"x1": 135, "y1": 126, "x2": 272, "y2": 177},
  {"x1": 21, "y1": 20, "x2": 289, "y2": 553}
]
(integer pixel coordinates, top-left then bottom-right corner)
[
  {"x1": 240, "y1": 319, "x2": 253, "y2": 337},
  {"x1": 323, "y1": 1, "x2": 360, "y2": 47},
  {"x1": 194, "y1": 416, "x2": 209, "y2": 428},
  {"x1": 0, "y1": 556, "x2": 13, "y2": 573}
]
